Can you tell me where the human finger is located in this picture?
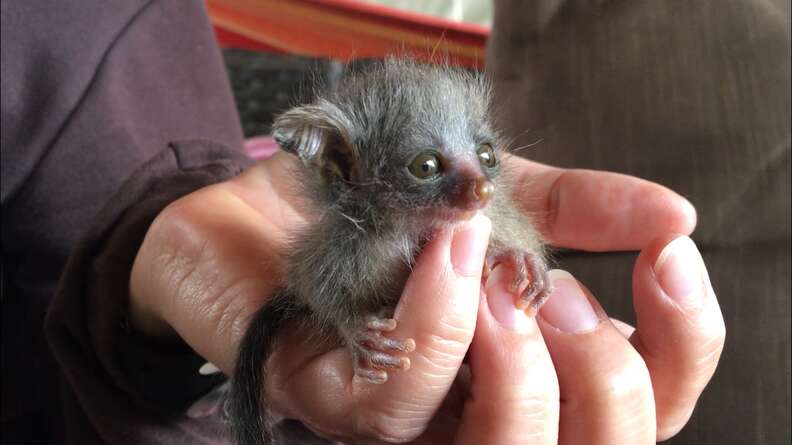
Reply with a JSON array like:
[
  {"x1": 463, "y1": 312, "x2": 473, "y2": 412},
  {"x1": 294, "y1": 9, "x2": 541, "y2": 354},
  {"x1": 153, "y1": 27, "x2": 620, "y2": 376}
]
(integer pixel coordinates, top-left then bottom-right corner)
[
  {"x1": 454, "y1": 264, "x2": 559, "y2": 445},
  {"x1": 504, "y1": 156, "x2": 696, "y2": 251},
  {"x1": 630, "y1": 235, "x2": 725, "y2": 441},
  {"x1": 129, "y1": 177, "x2": 296, "y2": 373},
  {"x1": 538, "y1": 270, "x2": 657, "y2": 445}
]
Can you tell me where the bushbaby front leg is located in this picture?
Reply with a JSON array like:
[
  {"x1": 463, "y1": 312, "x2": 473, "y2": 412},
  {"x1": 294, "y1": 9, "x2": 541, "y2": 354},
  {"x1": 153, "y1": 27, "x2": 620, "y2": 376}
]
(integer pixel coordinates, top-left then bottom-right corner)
[{"x1": 485, "y1": 248, "x2": 553, "y2": 316}]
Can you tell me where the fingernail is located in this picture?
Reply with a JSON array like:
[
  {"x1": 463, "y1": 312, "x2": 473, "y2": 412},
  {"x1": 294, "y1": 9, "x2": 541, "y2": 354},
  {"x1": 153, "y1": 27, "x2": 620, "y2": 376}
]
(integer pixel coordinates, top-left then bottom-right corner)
[
  {"x1": 450, "y1": 213, "x2": 491, "y2": 276},
  {"x1": 539, "y1": 270, "x2": 601, "y2": 333},
  {"x1": 486, "y1": 265, "x2": 533, "y2": 333},
  {"x1": 654, "y1": 236, "x2": 708, "y2": 307}
]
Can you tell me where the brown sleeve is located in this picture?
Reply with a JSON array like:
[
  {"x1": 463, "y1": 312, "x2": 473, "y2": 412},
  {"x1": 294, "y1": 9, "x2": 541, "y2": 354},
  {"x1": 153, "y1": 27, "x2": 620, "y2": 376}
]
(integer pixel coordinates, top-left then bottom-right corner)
[{"x1": 45, "y1": 140, "x2": 252, "y2": 444}]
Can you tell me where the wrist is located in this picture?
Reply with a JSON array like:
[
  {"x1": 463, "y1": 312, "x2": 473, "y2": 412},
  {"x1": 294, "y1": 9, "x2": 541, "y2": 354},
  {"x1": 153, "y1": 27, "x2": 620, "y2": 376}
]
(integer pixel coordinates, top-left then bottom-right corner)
[{"x1": 128, "y1": 214, "x2": 180, "y2": 342}]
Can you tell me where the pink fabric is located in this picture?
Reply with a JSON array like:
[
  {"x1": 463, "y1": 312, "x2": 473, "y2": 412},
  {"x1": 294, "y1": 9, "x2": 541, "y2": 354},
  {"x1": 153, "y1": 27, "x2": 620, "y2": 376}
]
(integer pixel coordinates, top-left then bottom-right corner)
[{"x1": 244, "y1": 135, "x2": 280, "y2": 160}]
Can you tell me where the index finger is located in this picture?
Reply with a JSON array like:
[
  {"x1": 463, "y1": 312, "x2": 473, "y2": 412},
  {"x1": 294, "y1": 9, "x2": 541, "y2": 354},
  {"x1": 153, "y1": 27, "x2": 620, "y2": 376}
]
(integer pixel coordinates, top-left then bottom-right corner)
[{"x1": 505, "y1": 156, "x2": 697, "y2": 251}]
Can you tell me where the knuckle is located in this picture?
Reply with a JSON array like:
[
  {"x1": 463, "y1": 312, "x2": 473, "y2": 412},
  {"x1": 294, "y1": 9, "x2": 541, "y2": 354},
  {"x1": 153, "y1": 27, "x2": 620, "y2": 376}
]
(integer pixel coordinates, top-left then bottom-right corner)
[
  {"x1": 150, "y1": 197, "x2": 208, "y2": 249},
  {"x1": 145, "y1": 196, "x2": 251, "y2": 329},
  {"x1": 494, "y1": 347, "x2": 559, "y2": 402},
  {"x1": 134, "y1": 200, "x2": 206, "y2": 300},
  {"x1": 513, "y1": 396, "x2": 559, "y2": 425},
  {"x1": 496, "y1": 380, "x2": 560, "y2": 421},
  {"x1": 415, "y1": 334, "x2": 469, "y2": 375},
  {"x1": 694, "y1": 327, "x2": 725, "y2": 369},
  {"x1": 148, "y1": 206, "x2": 208, "y2": 293},
  {"x1": 679, "y1": 306, "x2": 726, "y2": 371},
  {"x1": 595, "y1": 352, "x2": 653, "y2": 407},
  {"x1": 707, "y1": 314, "x2": 727, "y2": 348}
]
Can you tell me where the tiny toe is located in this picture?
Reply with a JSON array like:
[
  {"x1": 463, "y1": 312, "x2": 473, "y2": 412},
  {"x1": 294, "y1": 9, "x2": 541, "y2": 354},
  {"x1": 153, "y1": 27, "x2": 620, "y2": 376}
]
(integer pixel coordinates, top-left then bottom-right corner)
[
  {"x1": 362, "y1": 335, "x2": 415, "y2": 353},
  {"x1": 519, "y1": 280, "x2": 553, "y2": 316},
  {"x1": 366, "y1": 317, "x2": 397, "y2": 332},
  {"x1": 509, "y1": 274, "x2": 526, "y2": 293},
  {"x1": 482, "y1": 263, "x2": 492, "y2": 280},
  {"x1": 367, "y1": 351, "x2": 409, "y2": 370},
  {"x1": 525, "y1": 292, "x2": 549, "y2": 317},
  {"x1": 509, "y1": 258, "x2": 528, "y2": 293},
  {"x1": 355, "y1": 367, "x2": 388, "y2": 384},
  {"x1": 534, "y1": 284, "x2": 554, "y2": 311},
  {"x1": 515, "y1": 295, "x2": 532, "y2": 311},
  {"x1": 517, "y1": 284, "x2": 539, "y2": 309},
  {"x1": 524, "y1": 305, "x2": 538, "y2": 318}
]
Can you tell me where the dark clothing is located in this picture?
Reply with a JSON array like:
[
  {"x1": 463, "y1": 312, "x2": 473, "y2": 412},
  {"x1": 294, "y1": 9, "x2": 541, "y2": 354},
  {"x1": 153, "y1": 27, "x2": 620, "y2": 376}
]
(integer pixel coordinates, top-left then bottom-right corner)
[
  {"x1": 44, "y1": 142, "x2": 250, "y2": 444},
  {"x1": 2, "y1": 0, "x2": 246, "y2": 443}
]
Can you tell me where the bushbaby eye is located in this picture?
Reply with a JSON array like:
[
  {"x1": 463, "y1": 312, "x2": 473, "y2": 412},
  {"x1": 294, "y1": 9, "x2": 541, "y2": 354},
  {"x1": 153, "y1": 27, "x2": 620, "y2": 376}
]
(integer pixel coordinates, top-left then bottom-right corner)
[
  {"x1": 408, "y1": 151, "x2": 442, "y2": 179},
  {"x1": 477, "y1": 143, "x2": 497, "y2": 168}
]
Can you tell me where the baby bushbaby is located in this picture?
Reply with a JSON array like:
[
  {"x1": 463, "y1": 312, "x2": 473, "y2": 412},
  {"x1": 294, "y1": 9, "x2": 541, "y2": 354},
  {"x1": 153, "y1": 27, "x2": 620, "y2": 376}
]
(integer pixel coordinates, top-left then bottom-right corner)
[{"x1": 229, "y1": 58, "x2": 552, "y2": 445}]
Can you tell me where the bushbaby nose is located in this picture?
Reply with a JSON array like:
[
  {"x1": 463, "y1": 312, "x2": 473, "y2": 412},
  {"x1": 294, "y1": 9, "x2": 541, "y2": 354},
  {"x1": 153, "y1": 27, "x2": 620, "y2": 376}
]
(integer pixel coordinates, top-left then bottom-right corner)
[{"x1": 468, "y1": 178, "x2": 495, "y2": 206}]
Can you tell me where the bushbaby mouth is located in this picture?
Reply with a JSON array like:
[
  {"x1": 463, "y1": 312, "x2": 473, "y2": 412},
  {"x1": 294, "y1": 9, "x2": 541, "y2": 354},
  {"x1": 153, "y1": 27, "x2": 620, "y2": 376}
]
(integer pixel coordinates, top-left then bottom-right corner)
[{"x1": 424, "y1": 206, "x2": 486, "y2": 226}]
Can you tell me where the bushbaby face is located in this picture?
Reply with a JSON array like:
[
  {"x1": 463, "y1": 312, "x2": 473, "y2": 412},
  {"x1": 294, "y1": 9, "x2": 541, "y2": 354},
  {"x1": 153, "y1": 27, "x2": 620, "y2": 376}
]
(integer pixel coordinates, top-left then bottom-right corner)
[{"x1": 273, "y1": 58, "x2": 503, "y2": 227}]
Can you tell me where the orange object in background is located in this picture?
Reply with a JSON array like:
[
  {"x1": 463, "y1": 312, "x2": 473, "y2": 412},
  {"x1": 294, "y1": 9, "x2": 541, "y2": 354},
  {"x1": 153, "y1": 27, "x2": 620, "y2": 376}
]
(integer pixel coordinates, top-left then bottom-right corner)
[{"x1": 206, "y1": 0, "x2": 489, "y2": 68}]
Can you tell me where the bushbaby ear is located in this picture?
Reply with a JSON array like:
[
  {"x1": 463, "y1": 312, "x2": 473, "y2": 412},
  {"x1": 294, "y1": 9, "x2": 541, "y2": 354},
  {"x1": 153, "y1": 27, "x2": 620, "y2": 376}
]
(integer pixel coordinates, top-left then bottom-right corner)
[{"x1": 272, "y1": 103, "x2": 361, "y2": 183}]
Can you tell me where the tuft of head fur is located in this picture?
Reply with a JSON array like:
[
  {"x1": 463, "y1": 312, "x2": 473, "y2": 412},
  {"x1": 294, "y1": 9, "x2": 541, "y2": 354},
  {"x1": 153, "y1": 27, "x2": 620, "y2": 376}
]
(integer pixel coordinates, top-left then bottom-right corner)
[{"x1": 273, "y1": 58, "x2": 504, "y2": 234}]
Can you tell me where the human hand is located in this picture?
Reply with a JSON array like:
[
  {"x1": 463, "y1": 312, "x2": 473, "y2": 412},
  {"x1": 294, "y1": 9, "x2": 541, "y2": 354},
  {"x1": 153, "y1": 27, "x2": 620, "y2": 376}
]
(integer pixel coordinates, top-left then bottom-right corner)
[
  {"x1": 454, "y1": 156, "x2": 724, "y2": 443},
  {"x1": 466, "y1": 234, "x2": 725, "y2": 444},
  {"x1": 462, "y1": 156, "x2": 724, "y2": 443},
  {"x1": 357, "y1": 157, "x2": 722, "y2": 444},
  {"x1": 129, "y1": 153, "x2": 723, "y2": 443}
]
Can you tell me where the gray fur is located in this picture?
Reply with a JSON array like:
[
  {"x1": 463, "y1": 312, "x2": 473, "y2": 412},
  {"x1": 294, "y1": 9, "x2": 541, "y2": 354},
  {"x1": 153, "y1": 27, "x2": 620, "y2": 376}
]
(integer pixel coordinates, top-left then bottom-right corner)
[{"x1": 230, "y1": 58, "x2": 546, "y2": 445}]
